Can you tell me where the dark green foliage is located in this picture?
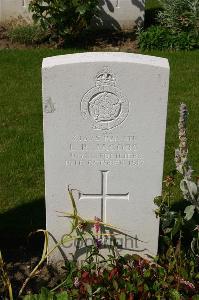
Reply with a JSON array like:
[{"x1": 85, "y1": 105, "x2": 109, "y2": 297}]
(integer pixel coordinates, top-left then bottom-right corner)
[
  {"x1": 137, "y1": 26, "x2": 199, "y2": 50},
  {"x1": 29, "y1": 0, "x2": 98, "y2": 42},
  {"x1": 139, "y1": 0, "x2": 199, "y2": 50},
  {"x1": 158, "y1": 0, "x2": 199, "y2": 34},
  {"x1": 21, "y1": 253, "x2": 199, "y2": 299}
]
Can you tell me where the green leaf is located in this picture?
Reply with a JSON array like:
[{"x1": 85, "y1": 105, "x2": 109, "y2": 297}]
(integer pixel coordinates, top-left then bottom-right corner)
[
  {"x1": 126, "y1": 282, "x2": 133, "y2": 292},
  {"x1": 154, "y1": 196, "x2": 162, "y2": 206},
  {"x1": 171, "y1": 216, "x2": 182, "y2": 236},
  {"x1": 23, "y1": 295, "x2": 37, "y2": 300},
  {"x1": 56, "y1": 292, "x2": 69, "y2": 300},
  {"x1": 143, "y1": 269, "x2": 151, "y2": 278},
  {"x1": 93, "y1": 287, "x2": 102, "y2": 295},
  {"x1": 119, "y1": 292, "x2": 126, "y2": 300},
  {"x1": 85, "y1": 283, "x2": 92, "y2": 295},
  {"x1": 162, "y1": 211, "x2": 176, "y2": 229},
  {"x1": 192, "y1": 295, "x2": 199, "y2": 300},
  {"x1": 76, "y1": 5, "x2": 87, "y2": 15},
  {"x1": 184, "y1": 204, "x2": 195, "y2": 221},
  {"x1": 169, "y1": 289, "x2": 181, "y2": 300},
  {"x1": 113, "y1": 279, "x2": 118, "y2": 291},
  {"x1": 39, "y1": 287, "x2": 54, "y2": 300},
  {"x1": 187, "y1": 181, "x2": 198, "y2": 197}
]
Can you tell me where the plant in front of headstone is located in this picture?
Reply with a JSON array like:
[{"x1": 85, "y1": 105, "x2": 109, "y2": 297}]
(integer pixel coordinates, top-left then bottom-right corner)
[
  {"x1": 2, "y1": 184, "x2": 198, "y2": 298},
  {"x1": 175, "y1": 103, "x2": 199, "y2": 220},
  {"x1": 18, "y1": 181, "x2": 198, "y2": 298},
  {"x1": 17, "y1": 186, "x2": 125, "y2": 297},
  {"x1": 154, "y1": 103, "x2": 199, "y2": 293},
  {"x1": 20, "y1": 252, "x2": 199, "y2": 298},
  {"x1": 29, "y1": 0, "x2": 98, "y2": 44}
]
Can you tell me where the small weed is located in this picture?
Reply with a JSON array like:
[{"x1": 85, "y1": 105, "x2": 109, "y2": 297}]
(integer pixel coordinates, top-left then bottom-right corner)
[{"x1": 7, "y1": 24, "x2": 48, "y2": 45}]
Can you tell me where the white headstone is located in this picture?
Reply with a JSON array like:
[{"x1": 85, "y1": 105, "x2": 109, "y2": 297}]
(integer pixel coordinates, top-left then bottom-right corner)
[
  {"x1": 42, "y1": 52, "x2": 169, "y2": 262},
  {"x1": 94, "y1": 0, "x2": 145, "y2": 30}
]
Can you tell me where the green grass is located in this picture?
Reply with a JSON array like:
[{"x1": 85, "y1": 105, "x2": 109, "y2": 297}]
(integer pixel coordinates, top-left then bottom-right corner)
[
  {"x1": 0, "y1": 49, "x2": 199, "y2": 238},
  {"x1": 145, "y1": 0, "x2": 161, "y2": 10}
]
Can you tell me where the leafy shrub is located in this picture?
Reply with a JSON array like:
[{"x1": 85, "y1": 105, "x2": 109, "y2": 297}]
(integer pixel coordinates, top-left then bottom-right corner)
[
  {"x1": 158, "y1": 0, "x2": 199, "y2": 34},
  {"x1": 137, "y1": 25, "x2": 199, "y2": 50},
  {"x1": 29, "y1": 0, "x2": 98, "y2": 43},
  {"x1": 7, "y1": 23, "x2": 48, "y2": 45},
  {"x1": 138, "y1": 0, "x2": 199, "y2": 50},
  {"x1": 22, "y1": 255, "x2": 199, "y2": 299}
]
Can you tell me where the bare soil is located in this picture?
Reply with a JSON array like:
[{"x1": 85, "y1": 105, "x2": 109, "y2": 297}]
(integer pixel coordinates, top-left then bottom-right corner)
[
  {"x1": 0, "y1": 24, "x2": 138, "y2": 52},
  {"x1": 0, "y1": 258, "x2": 67, "y2": 298}
]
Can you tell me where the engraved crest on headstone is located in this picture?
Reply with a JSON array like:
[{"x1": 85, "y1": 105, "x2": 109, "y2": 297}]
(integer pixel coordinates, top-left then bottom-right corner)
[{"x1": 81, "y1": 67, "x2": 129, "y2": 130}]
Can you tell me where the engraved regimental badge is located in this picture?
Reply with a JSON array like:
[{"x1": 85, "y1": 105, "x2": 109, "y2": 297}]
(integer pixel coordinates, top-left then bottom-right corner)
[{"x1": 81, "y1": 67, "x2": 129, "y2": 130}]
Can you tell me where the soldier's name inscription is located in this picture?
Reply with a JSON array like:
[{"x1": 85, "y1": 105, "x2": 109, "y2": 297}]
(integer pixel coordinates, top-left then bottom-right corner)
[{"x1": 66, "y1": 134, "x2": 144, "y2": 167}]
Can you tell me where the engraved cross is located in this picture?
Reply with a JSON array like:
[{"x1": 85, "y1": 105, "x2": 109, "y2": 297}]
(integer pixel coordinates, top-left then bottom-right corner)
[{"x1": 79, "y1": 171, "x2": 129, "y2": 222}]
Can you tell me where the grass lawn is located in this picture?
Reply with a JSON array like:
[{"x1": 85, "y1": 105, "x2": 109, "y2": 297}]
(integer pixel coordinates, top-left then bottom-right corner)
[
  {"x1": 145, "y1": 0, "x2": 161, "y2": 10},
  {"x1": 0, "y1": 49, "x2": 199, "y2": 239}
]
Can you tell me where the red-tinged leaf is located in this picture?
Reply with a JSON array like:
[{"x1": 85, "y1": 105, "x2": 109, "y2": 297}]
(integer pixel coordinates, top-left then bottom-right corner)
[
  {"x1": 128, "y1": 292, "x2": 134, "y2": 300},
  {"x1": 108, "y1": 267, "x2": 119, "y2": 280},
  {"x1": 81, "y1": 271, "x2": 90, "y2": 280}
]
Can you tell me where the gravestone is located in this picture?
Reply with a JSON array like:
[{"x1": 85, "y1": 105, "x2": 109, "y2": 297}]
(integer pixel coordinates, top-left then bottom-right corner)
[
  {"x1": 0, "y1": 0, "x2": 32, "y2": 22},
  {"x1": 95, "y1": 0, "x2": 145, "y2": 31},
  {"x1": 42, "y1": 52, "x2": 169, "y2": 263}
]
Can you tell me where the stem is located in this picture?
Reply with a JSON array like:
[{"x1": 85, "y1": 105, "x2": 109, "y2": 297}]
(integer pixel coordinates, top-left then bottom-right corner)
[{"x1": 18, "y1": 234, "x2": 76, "y2": 297}]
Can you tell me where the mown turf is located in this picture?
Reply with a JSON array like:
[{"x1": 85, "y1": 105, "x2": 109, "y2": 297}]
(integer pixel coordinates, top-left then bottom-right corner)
[
  {"x1": 0, "y1": 49, "x2": 198, "y2": 238},
  {"x1": 145, "y1": 0, "x2": 161, "y2": 10},
  {"x1": 0, "y1": 49, "x2": 78, "y2": 216}
]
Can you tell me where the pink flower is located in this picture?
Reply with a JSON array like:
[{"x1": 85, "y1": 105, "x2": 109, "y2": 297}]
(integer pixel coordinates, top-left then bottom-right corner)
[
  {"x1": 74, "y1": 277, "x2": 80, "y2": 287},
  {"x1": 177, "y1": 276, "x2": 195, "y2": 290},
  {"x1": 94, "y1": 216, "x2": 101, "y2": 234}
]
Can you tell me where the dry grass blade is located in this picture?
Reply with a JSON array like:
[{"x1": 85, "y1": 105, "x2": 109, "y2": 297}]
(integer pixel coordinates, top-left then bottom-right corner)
[
  {"x1": 18, "y1": 229, "x2": 49, "y2": 296},
  {"x1": 0, "y1": 251, "x2": 13, "y2": 300}
]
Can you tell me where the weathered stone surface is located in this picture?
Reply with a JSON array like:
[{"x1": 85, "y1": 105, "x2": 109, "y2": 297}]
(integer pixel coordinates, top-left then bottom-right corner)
[{"x1": 42, "y1": 52, "x2": 169, "y2": 262}]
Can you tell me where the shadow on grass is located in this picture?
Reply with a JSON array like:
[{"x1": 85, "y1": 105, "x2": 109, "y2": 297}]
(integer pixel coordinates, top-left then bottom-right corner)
[{"x1": 0, "y1": 198, "x2": 45, "y2": 261}]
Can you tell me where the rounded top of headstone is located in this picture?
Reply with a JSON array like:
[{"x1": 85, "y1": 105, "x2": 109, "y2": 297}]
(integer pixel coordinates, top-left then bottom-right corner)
[{"x1": 42, "y1": 52, "x2": 169, "y2": 70}]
